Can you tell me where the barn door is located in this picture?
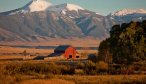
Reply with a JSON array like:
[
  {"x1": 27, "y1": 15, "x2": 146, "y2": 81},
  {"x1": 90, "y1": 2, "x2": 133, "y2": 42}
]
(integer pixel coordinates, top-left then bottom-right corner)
[{"x1": 69, "y1": 55, "x2": 72, "y2": 58}]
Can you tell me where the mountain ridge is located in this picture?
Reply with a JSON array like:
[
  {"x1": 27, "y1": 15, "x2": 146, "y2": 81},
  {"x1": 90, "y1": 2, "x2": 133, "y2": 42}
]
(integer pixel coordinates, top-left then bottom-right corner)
[
  {"x1": 110, "y1": 9, "x2": 146, "y2": 16},
  {"x1": 1, "y1": 0, "x2": 146, "y2": 16},
  {"x1": 0, "y1": 0, "x2": 146, "y2": 43}
]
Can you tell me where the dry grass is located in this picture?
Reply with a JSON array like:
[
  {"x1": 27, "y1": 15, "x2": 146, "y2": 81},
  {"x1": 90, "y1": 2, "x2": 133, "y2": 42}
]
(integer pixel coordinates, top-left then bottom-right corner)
[
  {"x1": 0, "y1": 46, "x2": 53, "y2": 54},
  {"x1": 57, "y1": 75, "x2": 146, "y2": 84},
  {"x1": 0, "y1": 46, "x2": 53, "y2": 60},
  {"x1": 0, "y1": 46, "x2": 97, "y2": 55},
  {"x1": 78, "y1": 50, "x2": 97, "y2": 54},
  {"x1": 18, "y1": 75, "x2": 146, "y2": 84},
  {"x1": 20, "y1": 79, "x2": 75, "y2": 84},
  {"x1": 0, "y1": 46, "x2": 97, "y2": 61},
  {"x1": 0, "y1": 38, "x2": 100, "y2": 47},
  {"x1": 0, "y1": 60, "x2": 145, "y2": 84},
  {"x1": 0, "y1": 60, "x2": 51, "y2": 65},
  {"x1": 0, "y1": 55, "x2": 23, "y2": 59}
]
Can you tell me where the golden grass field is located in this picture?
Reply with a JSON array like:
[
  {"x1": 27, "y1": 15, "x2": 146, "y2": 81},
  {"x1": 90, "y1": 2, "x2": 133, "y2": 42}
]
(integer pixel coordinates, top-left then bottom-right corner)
[
  {"x1": 0, "y1": 46, "x2": 53, "y2": 60},
  {"x1": 0, "y1": 45, "x2": 145, "y2": 84},
  {"x1": 0, "y1": 61, "x2": 145, "y2": 84},
  {"x1": 0, "y1": 46, "x2": 97, "y2": 60},
  {"x1": 0, "y1": 38, "x2": 100, "y2": 47},
  {"x1": 20, "y1": 75, "x2": 146, "y2": 84},
  {"x1": 0, "y1": 46, "x2": 53, "y2": 54},
  {"x1": 20, "y1": 79, "x2": 75, "y2": 84}
]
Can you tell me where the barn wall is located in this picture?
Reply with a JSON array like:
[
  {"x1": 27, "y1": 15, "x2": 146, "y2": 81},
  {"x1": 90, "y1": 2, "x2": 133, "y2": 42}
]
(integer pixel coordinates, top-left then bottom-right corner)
[{"x1": 65, "y1": 47, "x2": 76, "y2": 59}]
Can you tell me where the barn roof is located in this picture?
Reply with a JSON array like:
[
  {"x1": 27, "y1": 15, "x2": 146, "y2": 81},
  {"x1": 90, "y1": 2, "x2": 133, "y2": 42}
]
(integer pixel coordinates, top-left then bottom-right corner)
[
  {"x1": 49, "y1": 53, "x2": 64, "y2": 57},
  {"x1": 54, "y1": 45, "x2": 71, "y2": 52}
]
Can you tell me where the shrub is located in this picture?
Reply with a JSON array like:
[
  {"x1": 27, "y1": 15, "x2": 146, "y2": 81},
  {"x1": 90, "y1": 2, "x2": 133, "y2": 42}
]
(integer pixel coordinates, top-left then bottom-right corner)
[
  {"x1": 76, "y1": 61, "x2": 85, "y2": 69},
  {"x1": 0, "y1": 65, "x2": 16, "y2": 84},
  {"x1": 4, "y1": 62, "x2": 58, "y2": 75},
  {"x1": 75, "y1": 69, "x2": 85, "y2": 75},
  {"x1": 88, "y1": 53, "x2": 98, "y2": 63},
  {"x1": 96, "y1": 61, "x2": 109, "y2": 74},
  {"x1": 3, "y1": 62, "x2": 77, "y2": 76},
  {"x1": 83, "y1": 61, "x2": 109, "y2": 75},
  {"x1": 84, "y1": 60, "x2": 97, "y2": 75},
  {"x1": 60, "y1": 64, "x2": 75, "y2": 75}
]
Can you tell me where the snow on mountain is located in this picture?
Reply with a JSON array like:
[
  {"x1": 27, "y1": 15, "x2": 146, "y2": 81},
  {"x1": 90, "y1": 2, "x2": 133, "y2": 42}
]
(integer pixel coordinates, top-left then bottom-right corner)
[
  {"x1": 1, "y1": 0, "x2": 52, "y2": 15},
  {"x1": 110, "y1": 9, "x2": 146, "y2": 16},
  {"x1": 6, "y1": 1, "x2": 84, "y2": 15},
  {"x1": 65, "y1": 3, "x2": 84, "y2": 11},
  {"x1": 27, "y1": 0, "x2": 52, "y2": 12},
  {"x1": 107, "y1": 9, "x2": 146, "y2": 26},
  {"x1": 48, "y1": 3, "x2": 84, "y2": 13},
  {"x1": 96, "y1": 12, "x2": 100, "y2": 15},
  {"x1": 1, "y1": 0, "x2": 86, "y2": 16}
]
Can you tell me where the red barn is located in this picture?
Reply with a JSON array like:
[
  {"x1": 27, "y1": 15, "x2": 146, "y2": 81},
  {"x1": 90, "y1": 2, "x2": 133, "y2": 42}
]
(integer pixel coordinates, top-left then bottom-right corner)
[
  {"x1": 54, "y1": 45, "x2": 79, "y2": 59},
  {"x1": 48, "y1": 45, "x2": 80, "y2": 59}
]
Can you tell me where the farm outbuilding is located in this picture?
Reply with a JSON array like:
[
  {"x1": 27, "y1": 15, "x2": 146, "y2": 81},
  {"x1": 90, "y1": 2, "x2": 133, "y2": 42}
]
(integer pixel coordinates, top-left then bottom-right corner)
[{"x1": 48, "y1": 45, "x2": 80, "y2": 59}]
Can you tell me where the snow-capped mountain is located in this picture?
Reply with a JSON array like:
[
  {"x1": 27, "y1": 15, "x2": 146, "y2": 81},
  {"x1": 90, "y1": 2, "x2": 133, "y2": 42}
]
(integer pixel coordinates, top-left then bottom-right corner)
[
  {"x1": 1, "y1": 0, "x2": 52, "y2": 15},
  {"x1": 0, "y1": 0, "x2": 146, "y2": 43},
  {"x1": 49, "y1": 3, "x2": 84, "y2": 12},
  {"x1": 110, "y1": 9, "x2": 146, "y2": 16},
  {"x1": 0, "y1": 0, "x2": 109, "y2": 42},
  {"x1": 1, "y1": 0, "x2": 85, "y2": 15},
  {"x1": 108, "y1": 9, "x2": 146, "y2": 24},
  {"x1": 26, "y1": 0, "x2": 52, "y2": 12}
]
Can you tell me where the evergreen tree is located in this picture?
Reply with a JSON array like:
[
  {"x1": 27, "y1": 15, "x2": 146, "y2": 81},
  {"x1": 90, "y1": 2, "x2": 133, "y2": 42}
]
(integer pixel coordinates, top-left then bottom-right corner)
[{"x1": 98, "y1": 20, "x2": 146, "y2": 64}]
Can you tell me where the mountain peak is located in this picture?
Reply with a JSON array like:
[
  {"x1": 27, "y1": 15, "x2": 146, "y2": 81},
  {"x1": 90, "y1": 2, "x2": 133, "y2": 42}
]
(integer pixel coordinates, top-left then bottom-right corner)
[
  {"x1": 63, "y1": 3, "x2": 84, "y2": 11},
  {"x1": 48, "y1": 3, "x2": 85, "y2": 15},
  {"x1": 27, "y1": 0, "x2": 52, "y2": 12},
  {"x1": 111, "y1": 9, "x2": 146, "y2": 16},
  {"x1": 49, "y1": 3, "x2": 84, "y2": 12}
]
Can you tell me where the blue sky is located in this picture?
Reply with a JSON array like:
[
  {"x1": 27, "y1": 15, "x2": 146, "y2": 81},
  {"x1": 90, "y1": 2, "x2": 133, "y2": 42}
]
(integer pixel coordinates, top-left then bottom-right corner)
[{"x1": 0, "y1": 0, "x2": 146, "y2": 15}]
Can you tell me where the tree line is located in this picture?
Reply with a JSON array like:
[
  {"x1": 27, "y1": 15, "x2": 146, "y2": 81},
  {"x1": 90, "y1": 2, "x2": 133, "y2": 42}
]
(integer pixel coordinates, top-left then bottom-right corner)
[{"x1": 98, "y1": 20, "x2": 146, "y2": 65}]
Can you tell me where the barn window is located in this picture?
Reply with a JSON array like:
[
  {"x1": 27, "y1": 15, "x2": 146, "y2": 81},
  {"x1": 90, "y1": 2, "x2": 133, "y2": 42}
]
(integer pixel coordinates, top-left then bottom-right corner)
[
  {"x1": 69, "y1": 55, "x2": 72, "y2": 58},
  {"x1": 76, "y1": 56, "x2": 79, "y2": 58}
]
